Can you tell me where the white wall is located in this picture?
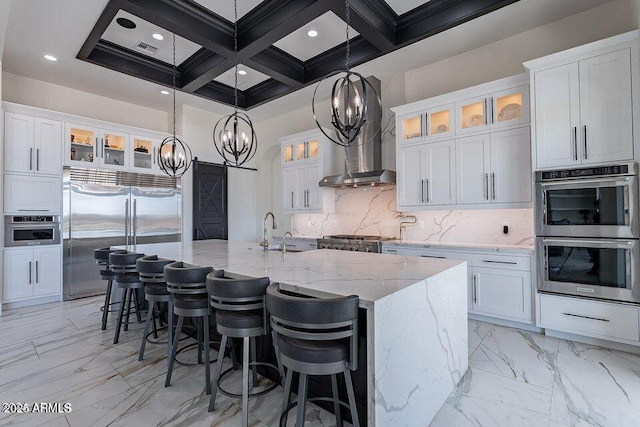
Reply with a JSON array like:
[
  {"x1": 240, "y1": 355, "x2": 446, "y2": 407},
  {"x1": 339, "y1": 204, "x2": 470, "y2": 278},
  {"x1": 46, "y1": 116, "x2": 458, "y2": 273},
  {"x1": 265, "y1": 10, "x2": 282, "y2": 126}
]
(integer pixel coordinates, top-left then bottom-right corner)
[{"x1": 2, "y1": 72, "x2": 169, "y2": 132}]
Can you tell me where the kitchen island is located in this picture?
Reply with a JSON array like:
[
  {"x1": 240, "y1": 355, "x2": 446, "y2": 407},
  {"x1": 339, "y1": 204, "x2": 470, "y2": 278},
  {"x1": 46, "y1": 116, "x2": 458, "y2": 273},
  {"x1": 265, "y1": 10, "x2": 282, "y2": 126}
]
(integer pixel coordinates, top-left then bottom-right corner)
[{"x1": 122, "y1": 240, "x2": 468, "y2": 426}]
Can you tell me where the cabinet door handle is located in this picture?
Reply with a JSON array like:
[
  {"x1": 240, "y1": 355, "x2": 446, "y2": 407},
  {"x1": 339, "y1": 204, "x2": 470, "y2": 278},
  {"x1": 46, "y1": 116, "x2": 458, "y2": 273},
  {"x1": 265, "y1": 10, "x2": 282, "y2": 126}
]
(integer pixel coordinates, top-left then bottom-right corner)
[
  {"x1": 291, "y1": 191, "x2": 294, "y2": 208},
  {"x1": 153, "y1": 146, "x2": 156, "y2": 165},
  {"x1": 425, "y1": 113, "x2": 429, "y2": 136},
  {"x1": 102, "y1": 138, "x2": 105, "y2": 159},
  {"x1": 485, "y1": 173, "x2": 489, "y2": 200},
  {"x1": 420, "y1": 179, "x2": 425, "y2": 203},
  {"x1": 481, "y1": 259, "x2": 517, "y2": 265},
  {"x1": 472, "y1": 274, "x2": 477, "y2": 303},
  {"x1": 484, "y1": 98, "x2": 488, "y2": 125},
  {"x1": 124, "y1": 199, "x2": 129, "y2": 245},
  {"x1": 36, "y1": 260, "x2": 39, "y2": 284},
  {"x1": 95, "y1": 137, "x2": 99, "y2": 159},
  {"x1": 425, "y1": 179, "x2": 430, "y2": 203},
  {"x1": 36, "y1": 148, "x2": 40, "y2": 171},
  {"x1": 420, "y1": 255, "x2": 446, "y2": 259},
  {"x1": 304, "y1": 190, "x2": 307, "y2": 207},
  {"x1": 583, "y1": 125, "x2": 587, "y2": 159},
  {"x1": 28, "y1": 261, "x2": 32, "y2": 284},
  {"x1": 29, "y1": 147, "x2": 33, "y2": 170},
  {"x1": 563, "y1": 312, "x2": 609, "y2": 322},
  {"x1": 490, "y1": 97, "x2": 494, "y2": 124},
  {"x1": 573, "y1": 126, "x2": 578, "y2": 161},
  {"x1": 491, "y1": 172, "x2": 496, "y2": 200}
]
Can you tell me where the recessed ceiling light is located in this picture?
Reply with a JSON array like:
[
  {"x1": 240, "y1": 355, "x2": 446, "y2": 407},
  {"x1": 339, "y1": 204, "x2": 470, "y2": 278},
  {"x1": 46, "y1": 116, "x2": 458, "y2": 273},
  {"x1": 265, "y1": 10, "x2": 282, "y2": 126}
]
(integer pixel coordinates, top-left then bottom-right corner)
[
  {"x1": 116, "y1": 17, "x2": 136, "y2": 29},
  {"x1": 152, "y1": 33, "x2": 164, "y2": 41},
  {"x1": 44, "y1": 54, "x2": 58, "y2": 62},
  {"x1": 238, "y1": 69, "x2": 247, "y2": 75},
  {"x1": 307, "y1": 30, "x2": 318, "y2": 38},
  {"x1": 160, "y1": 90, "x2": 170, "y2": 95}
]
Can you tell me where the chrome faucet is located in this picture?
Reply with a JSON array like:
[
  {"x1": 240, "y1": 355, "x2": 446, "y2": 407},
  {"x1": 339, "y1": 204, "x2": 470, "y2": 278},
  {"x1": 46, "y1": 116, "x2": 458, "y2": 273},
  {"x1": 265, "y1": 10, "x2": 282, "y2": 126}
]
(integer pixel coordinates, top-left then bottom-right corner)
[
  {"x1": 281, "y1": 231, "x2": 293, "y2": 253},
  {"x1": 398, "y1": 214, "x2": 417, "y2": 241},
  {"x1": 260, "y1": 212, "x2": 277, "y2": 251}
]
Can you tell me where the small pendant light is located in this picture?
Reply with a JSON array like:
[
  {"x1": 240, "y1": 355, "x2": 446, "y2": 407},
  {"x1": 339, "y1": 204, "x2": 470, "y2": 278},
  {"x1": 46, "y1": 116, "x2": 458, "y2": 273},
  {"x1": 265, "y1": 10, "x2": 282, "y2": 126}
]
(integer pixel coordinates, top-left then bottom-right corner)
[
  {"x1": 212, "y1": 0, "x2": 258, "y2": 167},
  {"x1": 159, "y1": 33, "x2": 193, "y2": 178}
]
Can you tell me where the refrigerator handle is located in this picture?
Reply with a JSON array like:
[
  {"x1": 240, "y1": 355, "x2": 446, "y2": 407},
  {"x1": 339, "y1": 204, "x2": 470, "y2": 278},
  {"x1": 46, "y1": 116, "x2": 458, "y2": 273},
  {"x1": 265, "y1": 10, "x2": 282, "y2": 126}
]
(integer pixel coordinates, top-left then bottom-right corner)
[
  {"x1": 133, "y1": 199, "x2": 137, "y2": 246},
  {"x1": 124, "y1": 199, "x2": 129, "y2": 246}
]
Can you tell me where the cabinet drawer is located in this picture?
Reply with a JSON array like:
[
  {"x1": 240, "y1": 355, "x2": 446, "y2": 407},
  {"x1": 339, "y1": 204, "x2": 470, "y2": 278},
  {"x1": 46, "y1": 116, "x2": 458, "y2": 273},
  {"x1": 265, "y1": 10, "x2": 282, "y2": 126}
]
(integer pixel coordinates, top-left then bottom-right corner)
[
  {"x1": 472, "y1": 253, "x2": 530, "y2": 271},
  {"x1": 539, "y1": 294, "x2": 639, "y2": 342},
  {"x1": 3, "y1": 174, "x2": 62, "y2": 214}
]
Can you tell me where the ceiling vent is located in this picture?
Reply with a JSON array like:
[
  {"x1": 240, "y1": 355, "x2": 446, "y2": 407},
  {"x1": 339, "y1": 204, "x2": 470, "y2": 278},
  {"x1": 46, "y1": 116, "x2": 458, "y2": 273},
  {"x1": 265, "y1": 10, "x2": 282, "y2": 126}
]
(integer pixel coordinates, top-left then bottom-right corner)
[{"x1": 134, "y1": 41, "x2": 158, "y2": 55}]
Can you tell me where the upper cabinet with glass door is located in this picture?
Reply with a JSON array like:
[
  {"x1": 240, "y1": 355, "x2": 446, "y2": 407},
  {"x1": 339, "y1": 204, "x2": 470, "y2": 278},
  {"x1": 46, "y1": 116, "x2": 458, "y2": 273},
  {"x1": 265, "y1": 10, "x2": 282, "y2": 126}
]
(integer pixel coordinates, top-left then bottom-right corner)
[
  {"x1": 131, "y1": 135, "x2": 161, "y2": 173},
  {"x1": 456, "y1": 85, "x2": 530, "y2": 135},
  {"x1": 282, "y1": 131, "x2": 324, "y2": 165},
  {"x1": 65, "y1": 124, "x2": 129, "y2": 170},
  {"x1": 399, "y1": 104, "x2": 454, "y2": 145}
]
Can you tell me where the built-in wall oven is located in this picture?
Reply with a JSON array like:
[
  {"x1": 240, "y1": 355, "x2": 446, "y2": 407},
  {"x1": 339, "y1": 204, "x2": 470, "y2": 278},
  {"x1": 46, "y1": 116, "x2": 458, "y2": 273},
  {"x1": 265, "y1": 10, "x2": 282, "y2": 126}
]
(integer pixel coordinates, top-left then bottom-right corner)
[
  {"x1": 4, "y1": 215, "x2": 61, "y2": 247},
  {"x1": 535, "y1": 163, "x2": 640, "y2": 304}
]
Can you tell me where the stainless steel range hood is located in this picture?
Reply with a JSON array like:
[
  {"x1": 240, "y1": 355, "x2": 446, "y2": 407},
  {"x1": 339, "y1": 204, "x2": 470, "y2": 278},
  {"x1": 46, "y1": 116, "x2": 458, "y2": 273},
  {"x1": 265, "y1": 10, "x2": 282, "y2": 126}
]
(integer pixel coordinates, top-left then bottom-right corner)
[{"x1": 319, "y1": 76, "x2": 396, "y2": 188}]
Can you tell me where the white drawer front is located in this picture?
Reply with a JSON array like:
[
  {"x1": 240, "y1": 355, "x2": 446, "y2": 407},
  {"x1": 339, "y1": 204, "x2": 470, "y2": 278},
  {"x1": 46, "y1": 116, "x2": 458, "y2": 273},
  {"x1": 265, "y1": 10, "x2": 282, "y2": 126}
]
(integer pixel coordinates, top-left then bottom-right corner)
[
  {"x1": 472, "y1": 253, "x2": 530, "y2": 271},
  {"x1": 539, "y1": 294, "x2": 639, "y2": 342}
]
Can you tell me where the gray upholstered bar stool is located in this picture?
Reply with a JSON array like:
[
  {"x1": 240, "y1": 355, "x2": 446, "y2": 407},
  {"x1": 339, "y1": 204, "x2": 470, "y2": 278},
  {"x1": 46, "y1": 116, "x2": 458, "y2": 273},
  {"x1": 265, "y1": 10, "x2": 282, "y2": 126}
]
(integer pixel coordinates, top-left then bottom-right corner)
[
  {"x1": 94, "y1": 247, "x2": 118, "y2": 331},
  {"x1": 164, "y1": 261, "x2": 214, "y2": 394},
  {"x1": 109, "y1": 250, "x2": 145, "y2": 345},
  {"x1": 136, "y1": 255, "x2": 175, "y2": 361},
  {"x1": 266, "y1": 283, "x2": 360, "y2": 427},
  {"x1": 206, "y1": 271, "x2": 279, "y2": 427}
]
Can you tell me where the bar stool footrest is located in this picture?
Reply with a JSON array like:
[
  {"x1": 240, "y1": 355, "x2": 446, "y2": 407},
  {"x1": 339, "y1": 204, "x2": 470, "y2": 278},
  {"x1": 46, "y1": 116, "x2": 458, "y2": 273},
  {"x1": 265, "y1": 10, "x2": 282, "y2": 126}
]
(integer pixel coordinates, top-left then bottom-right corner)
[
  {"x1": 174, "y1": 339, "x2": 222, "y2": 366},
  {"x1": 217, "y1": 362, "x2": 280, "y2": 399}
]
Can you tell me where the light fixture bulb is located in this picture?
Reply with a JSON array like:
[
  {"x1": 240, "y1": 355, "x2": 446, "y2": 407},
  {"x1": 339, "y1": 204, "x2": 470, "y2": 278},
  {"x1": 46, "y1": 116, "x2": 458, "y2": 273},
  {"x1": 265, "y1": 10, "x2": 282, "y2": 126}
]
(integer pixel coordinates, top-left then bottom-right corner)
[
  {"x1": 238, "y1": 69, "x2": 247, "y2": 75},
  {"x1": 44, "y1": 54, "x2": 58, "y2": 62},
  {"x1": 160, "y1": 90, "x2": 170, "y2": 95},
  {"x1": 152, "y1": 33, "x2": 164, "y2": 40},
  {"x1": 307, "y1": 30, "x2": 318, "y2": 38}
]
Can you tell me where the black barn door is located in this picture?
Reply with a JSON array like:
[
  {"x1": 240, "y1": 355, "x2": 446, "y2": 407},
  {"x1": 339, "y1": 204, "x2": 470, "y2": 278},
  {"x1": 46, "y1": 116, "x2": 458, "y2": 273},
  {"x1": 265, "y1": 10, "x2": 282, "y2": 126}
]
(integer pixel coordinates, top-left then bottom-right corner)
[{"x1": 192, "y1": 159, "x2": 228, "y2": 240}]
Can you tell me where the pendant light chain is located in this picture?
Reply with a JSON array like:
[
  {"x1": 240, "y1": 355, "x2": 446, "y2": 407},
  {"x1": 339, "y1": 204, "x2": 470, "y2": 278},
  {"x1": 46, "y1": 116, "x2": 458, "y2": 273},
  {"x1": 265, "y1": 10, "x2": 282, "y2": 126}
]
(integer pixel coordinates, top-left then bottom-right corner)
[
  {"x1": 345, "y1": 0, "x2": 350, "y2": 72},
  {"x1": 172, "y1": 33, "x2": 177, "y2": 138},
  {"x1": 233, "y1": 0, "x2": 238, "y2": 114}
]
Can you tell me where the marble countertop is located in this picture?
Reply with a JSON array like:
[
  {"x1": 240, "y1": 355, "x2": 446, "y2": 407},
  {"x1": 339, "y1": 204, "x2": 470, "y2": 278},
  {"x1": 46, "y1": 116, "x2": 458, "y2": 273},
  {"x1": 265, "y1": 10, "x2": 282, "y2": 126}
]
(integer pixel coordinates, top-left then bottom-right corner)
[
  {"x1": 383, "y1": 239, "x2": 534, "y2": 254},
  {"x1": 118, "y1": 240, "x2": 464, "y2": 307}
]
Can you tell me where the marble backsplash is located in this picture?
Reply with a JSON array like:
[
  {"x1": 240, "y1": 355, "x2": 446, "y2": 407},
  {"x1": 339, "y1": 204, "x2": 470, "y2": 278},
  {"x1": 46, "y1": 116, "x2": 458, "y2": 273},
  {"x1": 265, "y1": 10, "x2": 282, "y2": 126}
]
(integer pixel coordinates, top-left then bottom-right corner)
[{"x1": 291, "y1": 186, "x2": 534, "y2": 246}]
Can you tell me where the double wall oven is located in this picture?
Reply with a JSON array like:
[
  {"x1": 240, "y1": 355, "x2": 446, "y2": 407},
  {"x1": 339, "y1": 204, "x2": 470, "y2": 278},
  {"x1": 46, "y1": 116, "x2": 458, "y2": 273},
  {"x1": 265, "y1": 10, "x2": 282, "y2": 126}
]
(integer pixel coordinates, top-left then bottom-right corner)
[{"x1": 536, "y1": 163, "x2": 640, "y2": 304}]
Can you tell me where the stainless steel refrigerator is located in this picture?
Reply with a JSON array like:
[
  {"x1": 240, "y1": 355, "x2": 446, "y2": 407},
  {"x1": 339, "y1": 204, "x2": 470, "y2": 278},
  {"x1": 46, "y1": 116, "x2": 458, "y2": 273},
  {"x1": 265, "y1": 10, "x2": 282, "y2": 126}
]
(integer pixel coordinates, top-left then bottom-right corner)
[{"x1": 63, "y1": 167, "x2": 181, "y2": 300}]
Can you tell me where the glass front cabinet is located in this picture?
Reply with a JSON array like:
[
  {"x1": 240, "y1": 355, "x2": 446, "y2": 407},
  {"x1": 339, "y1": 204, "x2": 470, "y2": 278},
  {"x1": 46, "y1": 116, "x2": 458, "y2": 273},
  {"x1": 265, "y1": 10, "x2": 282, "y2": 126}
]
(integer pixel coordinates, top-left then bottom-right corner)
[
  {"x1": 399, "y1": 104, "x2": 454, "y2": 144},
  {"x1": 66, "y1": 124, "x2": 129, "y2": 170},
  {"x1": 456, "y1": 85, "x2": 529, "y2": 135},
  {"x1": 282, "y1": 137, "x2": 321, "y2": 165},
  {"x1": 131, "y1": 135, "x2": 161, "y2": 173}
]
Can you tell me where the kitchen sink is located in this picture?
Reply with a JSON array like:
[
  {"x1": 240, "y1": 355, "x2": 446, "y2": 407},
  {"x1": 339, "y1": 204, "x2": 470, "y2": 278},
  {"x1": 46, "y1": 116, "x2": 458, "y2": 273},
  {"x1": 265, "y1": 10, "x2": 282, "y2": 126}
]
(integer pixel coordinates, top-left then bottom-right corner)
[{"x1": 248, "y1": 245, "x2": 302, "y2": 253}]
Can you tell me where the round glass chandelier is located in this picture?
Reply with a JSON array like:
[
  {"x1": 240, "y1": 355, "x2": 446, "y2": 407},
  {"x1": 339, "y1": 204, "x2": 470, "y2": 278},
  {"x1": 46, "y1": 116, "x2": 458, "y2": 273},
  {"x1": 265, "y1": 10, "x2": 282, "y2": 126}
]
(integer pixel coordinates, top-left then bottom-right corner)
[
  {"x1": 212, "y1": 0, "x2": 257, "y2": 167},
  {"x1": 159, "y1": 33, "x2": 193, "y2": 178},
  {"x1": 312, "y1": 0, "x2": 377, "y2": 147}
]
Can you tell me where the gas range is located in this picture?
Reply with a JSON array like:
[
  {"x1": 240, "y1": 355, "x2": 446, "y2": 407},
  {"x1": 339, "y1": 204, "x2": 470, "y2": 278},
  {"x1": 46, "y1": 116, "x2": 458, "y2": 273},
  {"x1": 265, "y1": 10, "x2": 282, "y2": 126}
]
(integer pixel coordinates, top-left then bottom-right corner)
[{"x1": 317, "y1": 235, "x2": 393, "y2": 253}]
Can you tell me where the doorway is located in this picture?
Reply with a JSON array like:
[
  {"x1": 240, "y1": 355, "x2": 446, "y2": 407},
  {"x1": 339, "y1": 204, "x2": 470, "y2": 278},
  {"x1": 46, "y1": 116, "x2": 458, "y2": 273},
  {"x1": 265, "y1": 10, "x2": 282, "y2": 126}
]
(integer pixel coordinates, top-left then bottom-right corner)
[{"x1": 192, "y1": 159, "x2": 228, "y2": 240}]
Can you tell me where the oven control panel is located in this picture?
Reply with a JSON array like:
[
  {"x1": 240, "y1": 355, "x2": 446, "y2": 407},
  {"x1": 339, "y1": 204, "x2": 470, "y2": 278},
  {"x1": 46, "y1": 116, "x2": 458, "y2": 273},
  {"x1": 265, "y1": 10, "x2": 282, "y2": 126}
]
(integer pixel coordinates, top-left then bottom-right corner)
[{"x1": 537, "y1": 163, "x2": 635, "y2": 181}]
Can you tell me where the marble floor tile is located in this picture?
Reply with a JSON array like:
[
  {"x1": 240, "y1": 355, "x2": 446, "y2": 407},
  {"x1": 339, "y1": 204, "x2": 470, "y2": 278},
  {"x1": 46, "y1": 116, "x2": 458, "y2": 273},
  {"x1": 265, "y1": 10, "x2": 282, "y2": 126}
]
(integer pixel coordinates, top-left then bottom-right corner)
[
  {"x1": 450, "y1": 367, "x2": 552, "y2": 415},
  {"x1": 549, "y1": 340, "x2": 640, "y2": 427},
  {"x1": 430, "y1": 395, "x2": 550, "y2": 427},
  {"x1": 469, "y1": 325, "x2": 560, "y2": 390},
  {"x1": 0, "y1": 341, "x2": 39, "y2": 370},
  {"x1": 468, "y1": 319, "x2": 493, "y2": 354}
]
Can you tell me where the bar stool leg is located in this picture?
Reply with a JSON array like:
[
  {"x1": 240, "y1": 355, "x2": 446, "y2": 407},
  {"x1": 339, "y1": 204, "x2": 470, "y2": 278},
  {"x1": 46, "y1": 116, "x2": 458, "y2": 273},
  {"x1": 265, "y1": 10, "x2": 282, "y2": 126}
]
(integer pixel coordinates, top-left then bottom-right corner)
[
  {"x1": 204, "y1": 313, "x2": 211, "y2": 395},
  {"x1": 152, "y1": 310, "x2": 159, "y2": 339},
  {"x1": 101, "y1": 278, "x2": 113, "y2": 331},
  {"x1": 197, "y1": 318, "x2": 203, "y2": 365},
  {"x1": 132, "y1": 289, "x2": 142, "y2": 323},
  {"x1": 282, "y1": 369, "x2": 293, "y2": 423},
  {"x1": 113, "y1": 285, "x2": 127, "y2": 344},
  {"x1": 138, "y1": 299, "x2": 155, "y2": 361},
  {"x1": 296, "y1": 373, "x2": 308, "y2": 427},
  {"x1": 250, "y1": 337, "x2": 258, "y2": 387},
  {"x1": 241, "y1": 336, "x2": 249, "y2": 427},
  {"x1": 208, "y1": 334, "x2": 228, "y2": 412},
  {"x1": 124, "y1": 289, "x2": 132, "y2": 332},
  {"x1": 344, "y1": 368, "x2": 360, "y2": 427},
  {"x1": 167, "y1": 299, "x2": 174, "y2": 361},
  {"x1": 165, "y1": 315, "x2": 184, "y2": 387},
  {"x1": 331, "y1": 374, "x2": 343, "y2": 426}
]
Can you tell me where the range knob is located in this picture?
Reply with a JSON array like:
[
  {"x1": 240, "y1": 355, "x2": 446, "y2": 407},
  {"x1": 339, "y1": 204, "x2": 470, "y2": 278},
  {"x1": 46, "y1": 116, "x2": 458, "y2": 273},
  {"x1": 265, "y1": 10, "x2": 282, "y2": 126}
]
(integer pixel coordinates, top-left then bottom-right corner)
[
  {"x1": 365, "y1": 247, "x2": 372, "y2": 253},
  {"x1": 350, "y1": 246, "x2": 358, "y2": 251}
]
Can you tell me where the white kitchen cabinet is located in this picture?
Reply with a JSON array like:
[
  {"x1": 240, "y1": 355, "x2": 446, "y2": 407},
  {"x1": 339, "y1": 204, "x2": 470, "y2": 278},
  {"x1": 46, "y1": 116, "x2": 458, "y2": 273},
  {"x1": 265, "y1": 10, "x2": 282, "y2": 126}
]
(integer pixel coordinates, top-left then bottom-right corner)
[
  {"x1": 280, "y1": 129, "x2": 335, "y2": 214},
  {"x1": 456, "y1": 85, "x2": 529, "y2": 135},
  {"x1": 398, "y1": 103, "x2": 454, "y2": 145},
  {"x1": 397, "y1": 140, "x2": 456, "y2": 208},
  {"x1": 65, "y1": 123, "x2": 130, "y2": 170},
  {"x1": 3, "y1": 173, "x2": 62, "y2": 214},
  {"x1": 382, "y1": 244, "x2": 533, "y2": 323},
  {"x1": 538, "y1": 293, "x2": 639, "y2": 344},
  {"x1": 526, "y1": 32, "x2": 638, "y2": 169},
  {"x1": 4, "y1": 113, "x2": 62, "y2": 175},
  {"x1": 130, "y1": 135, "x2": 162, "y2": 174},
  {"x1": 3, "y1": 246, "x2": 62, "y2": 302},
  {"x1": 456, "y1": 128, "x2": 531, "y2": 205}
]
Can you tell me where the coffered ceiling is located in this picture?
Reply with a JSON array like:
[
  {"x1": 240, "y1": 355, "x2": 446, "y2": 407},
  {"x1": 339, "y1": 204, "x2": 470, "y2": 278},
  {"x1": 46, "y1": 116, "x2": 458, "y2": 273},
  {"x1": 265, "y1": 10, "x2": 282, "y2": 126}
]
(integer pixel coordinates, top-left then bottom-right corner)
[{"x1": 77, "y1": 0, "x2": 519, "y2": 109}]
